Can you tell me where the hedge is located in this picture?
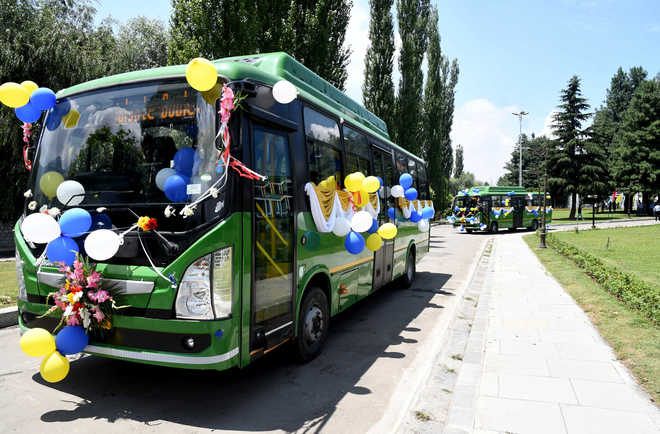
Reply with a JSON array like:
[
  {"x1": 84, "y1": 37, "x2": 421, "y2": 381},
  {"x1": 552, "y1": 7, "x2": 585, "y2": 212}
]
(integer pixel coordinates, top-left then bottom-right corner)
[{"x1": 544, "y1": 233, "x2": 660, "y2": 325}]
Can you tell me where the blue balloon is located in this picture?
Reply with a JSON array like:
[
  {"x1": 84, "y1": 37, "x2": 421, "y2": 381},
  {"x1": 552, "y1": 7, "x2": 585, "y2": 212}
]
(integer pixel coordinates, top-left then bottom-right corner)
[
  {"x1": 30, "y1": 87, "x2": 56, "y2": 111},
  {"x1": 59, "y1": 208, "x2": 92, "y2": 238},
  {"x1": 55, "y1": 325, "x2": 89, "y2": 355},
  {"x1": 399, "y1": 173, "x2": 413, "y2": 189},
  {"x1": 421, "y1": 206, "x2": 434, "y2": 220},
  {"x1": 507, "y1": 191, "x2": 515, "y2": 196},
  {"x1": 91, "y1": 213, "x2": 112, "y2": 230},
  {"x1": 454, "y1": 206, "x2": 460, "y2": 212},
  {"x1": 46, "y1": 236, "x2": 78, "y2": 265},
  {"x1": 54, "y1": 98, "x2": 71, "y2": 116},
  {"x1": 410, "y1": 210, "x2": 422, "y2": 222},
  {"x1": 15, "y1": 101, "x2": 41, "y2": 123},
  {"x1": 376, "y1": 176, "x2": 384, "y2": 188},
  {"x1": 164, "y1": 173, "x2": 190, "y2": 202},
  {"x1": 174, "y1": 148, "x2": 198, "y2": 177},
  {"x1": 404, "y1": 187, "x2": 418, "y2": 201},
  {"x1": 45, "y1": 110, "x2": 62, "y2": 131},
  {"x1": 367, "y1": 218, "x2": 378, "y2": 234},
  {"x1": 344, "y1": 231, "x2": 365, "y2": 255},
  {"x1": 387, "y1": 207, "x2": 396, "y2": 219}
]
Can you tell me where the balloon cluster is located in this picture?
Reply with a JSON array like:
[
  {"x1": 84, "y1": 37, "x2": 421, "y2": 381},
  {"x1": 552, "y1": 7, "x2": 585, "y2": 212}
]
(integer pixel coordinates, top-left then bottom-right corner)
[
  {"x1": 336, "y1": 172, "x2": 398, "y2": 255},
  {"x1": 387, "y1": 173, "x2": 433, "y2": 232},
  {"x1": 0, "y1": 80, "x2": 57, "y2": 123},
  {"x1": 155, "y1": 148, "x2": 200, "y2": 202},
  {"x1": 19, "y1": 325, "x2": 88, "y2": 383}
]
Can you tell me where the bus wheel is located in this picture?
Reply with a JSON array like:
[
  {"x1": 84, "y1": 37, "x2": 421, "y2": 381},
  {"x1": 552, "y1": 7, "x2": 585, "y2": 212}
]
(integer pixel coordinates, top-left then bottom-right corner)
[
  {"x1": 490, "y1": 222, "x2": 498, "y2": 233},
  {"x1": 401, "y1": 249, "x2": 416, "y2": 288},
  {"x1": 531, "y1": 219, "x2": 538, "y2": 231},
  {"x1": 295, "y1": 287, "x2": 329, "y2": 362},
  {"x1": 466, "y1": 229, "x2": 473, "y2": 233}
]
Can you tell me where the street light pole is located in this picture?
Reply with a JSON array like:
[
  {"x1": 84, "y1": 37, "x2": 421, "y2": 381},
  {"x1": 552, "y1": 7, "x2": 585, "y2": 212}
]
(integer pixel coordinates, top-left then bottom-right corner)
[
  {"x1": 512, "y1": 111, "x2": 528, "y2": 187},
  {"x1": 539, "y1": 144, "x2": 548, "y2": 249}
]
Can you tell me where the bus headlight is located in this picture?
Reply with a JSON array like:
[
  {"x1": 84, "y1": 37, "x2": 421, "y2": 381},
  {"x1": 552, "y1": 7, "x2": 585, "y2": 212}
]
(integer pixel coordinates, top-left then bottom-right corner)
[
  {"x1": 175, "y1": 246, "x2": 233, "y2": 320},
  {"x1": 16, "y1": 249, "x2": 27, "y2": 301}
]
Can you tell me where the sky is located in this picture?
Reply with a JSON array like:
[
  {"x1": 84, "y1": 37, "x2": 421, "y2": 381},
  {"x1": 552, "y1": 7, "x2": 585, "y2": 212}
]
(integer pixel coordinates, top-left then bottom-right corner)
[{"x1": 95, "y1": 0, "x2": 660, "y2": 184}]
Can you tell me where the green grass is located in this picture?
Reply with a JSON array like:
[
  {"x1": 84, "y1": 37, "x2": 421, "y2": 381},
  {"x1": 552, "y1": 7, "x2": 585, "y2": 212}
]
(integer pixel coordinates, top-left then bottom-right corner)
[
  {"x1": 0, "y1": 261, "x2": 17, "y2": 308},
  {"x1": 551, "y1": 225, "x2": 660, "y2": 287},
  {"x1": 523, "y1": 234, "x2": 660, "y2": 403},
  {"x1": 551, "y1": 208, "x2": 651, "y2": 223}
]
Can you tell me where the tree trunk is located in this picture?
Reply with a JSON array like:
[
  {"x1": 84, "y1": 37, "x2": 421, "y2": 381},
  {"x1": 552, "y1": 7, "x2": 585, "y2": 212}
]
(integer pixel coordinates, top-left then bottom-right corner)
[{"x1": 569, "y1": 191, "x2": 577, "y2": 219}]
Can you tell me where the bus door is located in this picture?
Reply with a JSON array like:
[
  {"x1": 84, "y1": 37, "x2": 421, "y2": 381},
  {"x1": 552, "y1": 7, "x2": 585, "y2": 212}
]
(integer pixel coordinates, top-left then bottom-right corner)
[
  {"x1": 370, "y1": 145, "x2": 394, "y2": 290},
  {"x1": 513, "y1": 196, "x2": 524, "y2": 228},
  {"x1": 250, "y1": 123, "x2": 295, "y2": 353}
]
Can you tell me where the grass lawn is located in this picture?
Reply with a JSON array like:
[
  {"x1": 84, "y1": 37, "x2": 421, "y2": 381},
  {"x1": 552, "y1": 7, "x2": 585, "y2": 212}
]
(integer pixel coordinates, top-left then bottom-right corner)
[
  {"x1": 551, "y1": 224, "x2": 660, "y2": 287},
  {"x1": 0, "y1": 260, "x2": 17, "y2": 308},
  {"x1": 523, "y1": 234, "x2": 660, "y2": 403},
  {"x1": 551, "y1": 207, "x2": 652, "y2": 223}
]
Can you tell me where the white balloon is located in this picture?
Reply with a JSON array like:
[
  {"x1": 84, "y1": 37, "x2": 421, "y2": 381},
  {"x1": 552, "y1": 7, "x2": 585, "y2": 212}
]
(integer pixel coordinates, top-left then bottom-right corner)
[
  {"x1": 391, "y1": 185, "x2": 404, "y2": 198},
  {"x1": 418, "y1": 219, "x2": 429, "y2": 232},
  {"x1": 155, "y1": 168, "x2": 176, "y2": 191},
  {"x1": 351, "y1": 211, "x2": 373, "y2": 233},
  {"x1": 56, "y1": 180, "x2": 85, "y2": 206},
  {"x1": 272, "y1": 80, "x2": 297, "y2": 104},
  {"x1": 21, "y1": 213, "x2": 61, "y2": 244},
  {"x1": 332, "y1": 217, "x2": 351, "y2": 237},
  {"x1": 84, "y1": 229, "x2": 121, "y2": 261}
]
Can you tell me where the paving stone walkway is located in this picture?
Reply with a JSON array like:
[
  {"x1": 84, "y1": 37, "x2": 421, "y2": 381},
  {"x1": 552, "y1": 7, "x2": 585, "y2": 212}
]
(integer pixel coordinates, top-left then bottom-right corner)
[{"x1": 444, "y1": 233, "x2": 660, "y2": 434}]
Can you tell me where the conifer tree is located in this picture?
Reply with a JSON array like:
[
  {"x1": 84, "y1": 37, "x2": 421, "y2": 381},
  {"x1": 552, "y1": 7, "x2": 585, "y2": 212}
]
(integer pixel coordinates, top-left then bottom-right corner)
[
  {"x1": 363, "y1": 0, "x2": 395, "y2": 135},
  {"x1": 453, "y1": 144, "x2": 464, "y2": 178},
  {"x1": 395, "y1": 0, "x2": 430, "y2": 154}
]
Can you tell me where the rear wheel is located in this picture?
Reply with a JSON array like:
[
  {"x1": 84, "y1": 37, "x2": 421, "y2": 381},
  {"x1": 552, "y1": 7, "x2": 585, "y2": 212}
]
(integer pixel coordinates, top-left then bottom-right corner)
[
  {"x1": 531, "y1": 219, "x2": 539, "y2": 231},
  {"x1": 490, "y1": 221, "x2": 498, "y2": 233},
  {"x1": 400, "y1": 249, "x2": 416, "y2": 288},
  {"x1": 295, "y1": 287, "x2": 329, "y2": 362}
]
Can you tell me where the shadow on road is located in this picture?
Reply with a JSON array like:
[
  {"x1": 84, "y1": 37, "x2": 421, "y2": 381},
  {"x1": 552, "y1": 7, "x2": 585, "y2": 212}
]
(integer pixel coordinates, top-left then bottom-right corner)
[{"x1": 35, "y1": 269, "x2": 453, "y2": 432}]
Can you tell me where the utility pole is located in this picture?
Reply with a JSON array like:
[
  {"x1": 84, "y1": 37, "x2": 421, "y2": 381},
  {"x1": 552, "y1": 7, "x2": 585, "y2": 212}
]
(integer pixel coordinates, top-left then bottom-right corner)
[
  {"x1": 512, "y1": 111, "x2": 528, "y2": 187},
  {"x1": 539, "y1": 141, "x2": 548, "y2": 249}
]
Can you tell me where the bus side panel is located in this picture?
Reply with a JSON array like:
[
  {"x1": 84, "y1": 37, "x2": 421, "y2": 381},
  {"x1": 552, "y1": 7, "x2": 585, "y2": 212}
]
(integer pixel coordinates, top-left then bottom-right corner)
[{"x1": 392, "y1": 221, "x2": 418, "y2": 279}]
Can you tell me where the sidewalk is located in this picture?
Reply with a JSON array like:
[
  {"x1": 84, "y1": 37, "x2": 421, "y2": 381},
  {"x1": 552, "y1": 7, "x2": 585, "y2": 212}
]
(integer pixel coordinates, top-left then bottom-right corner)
[{"x1": 444, "y1": 234, "x2": 660, "y2": 434}]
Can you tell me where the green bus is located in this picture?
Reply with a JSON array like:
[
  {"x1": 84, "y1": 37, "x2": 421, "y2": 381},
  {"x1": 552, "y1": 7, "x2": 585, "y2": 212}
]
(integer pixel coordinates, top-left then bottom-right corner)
[
  {"x1": 15, "y1": 52, "x2": 430, "y2": 370},
  {"x1": 450, "y1": 186, "x2": 552, "y2": 233}
]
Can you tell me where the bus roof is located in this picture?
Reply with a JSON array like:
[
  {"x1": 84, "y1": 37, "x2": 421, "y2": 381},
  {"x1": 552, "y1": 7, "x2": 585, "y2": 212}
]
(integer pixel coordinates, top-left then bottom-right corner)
[
  {"x1": 57, "y1": 52, "x2": 424, "y2": 164},
  {"x1": 460, "y1": 185, "x2": 528, "y2": 196}
]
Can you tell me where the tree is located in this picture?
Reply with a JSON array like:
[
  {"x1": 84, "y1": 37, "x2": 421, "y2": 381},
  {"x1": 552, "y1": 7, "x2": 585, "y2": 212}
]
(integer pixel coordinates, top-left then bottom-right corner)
[
  {"x1": 422, "y1": 6, "x2": 459, "y2": 211},
  {"x1": 449, "y1": 171, "x2": 482, "y2": 196},
  {"x1": 112, "y1": 16, "x2": 169, "y2": 74},
  {"x1": 362, "y1": 0, "x2": 395, "y2": 135},
  {"x1": 168, "y1": 0, "x2": 352, "y2": 90},
  {"x1": 394, "y1": 0, "x2": 429, "y2": 154},
  {"x1": 612, "y1": 78, "x2": 660, "y2": 214},
  {"x1": 453, "y1": 144, "x2": 464, "y2": 177},
  {"x1": 549, "y1": 75, "x2": 591, "y2": 219}
]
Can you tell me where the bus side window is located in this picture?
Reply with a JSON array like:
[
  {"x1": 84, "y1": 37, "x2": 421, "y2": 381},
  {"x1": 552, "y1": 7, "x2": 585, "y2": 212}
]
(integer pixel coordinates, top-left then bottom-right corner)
[
  {"x1": 303, "y1": 106, "x2": 343, "y2": 185},
  {"x1": 395, "y1": 152, "x2": 407, "y2": 177},
  {"x1": 407, "y1": 158, "x2": 417, "y2": 186},
  {"x1": 343, "y1": 125, "x2": 370, "y2": 178},
  {"x1": 416, "y1": 161, "x2": 429, "y2": 200},
  {"x1": 526, "y1": 198, "x2": 533, "y2": 207}
]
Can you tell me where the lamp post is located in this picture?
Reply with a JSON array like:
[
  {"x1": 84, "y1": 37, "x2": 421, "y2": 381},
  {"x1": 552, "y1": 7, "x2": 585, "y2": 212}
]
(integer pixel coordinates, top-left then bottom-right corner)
[{"x1": 512, "y1": 111, "x2": 528, "y2": 187}]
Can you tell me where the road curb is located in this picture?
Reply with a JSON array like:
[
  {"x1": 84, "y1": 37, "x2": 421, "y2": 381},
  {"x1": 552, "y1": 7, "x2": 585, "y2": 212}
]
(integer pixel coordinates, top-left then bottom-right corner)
[{"x1": 0, "y1": 306, "x2": 18, "y2": 328}]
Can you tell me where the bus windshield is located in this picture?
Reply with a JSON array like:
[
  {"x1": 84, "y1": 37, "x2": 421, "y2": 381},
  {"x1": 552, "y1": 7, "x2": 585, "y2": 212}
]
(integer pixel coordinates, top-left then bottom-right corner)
[
  {"x1": 453, "y1": 195, "x2": 479, "y2": 211},
  {"x1": 30, "y1": 80, "x2": 218, "y2": 207}
]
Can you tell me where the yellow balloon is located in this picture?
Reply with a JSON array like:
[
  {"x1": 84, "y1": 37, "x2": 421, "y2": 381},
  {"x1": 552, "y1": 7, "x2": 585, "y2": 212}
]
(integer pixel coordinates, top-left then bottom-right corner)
[
  {"x1": 344, "y1": 172, "x2": 365, "y2": 192},
  {"x1": 0, "y1": 82, "x2": 29, "y2": 108},
  {"x1": 377, "y1": 222, "x2": 398, "y2": 240},
  {"x1": 39, "y1": 171, "x2": 64, "y2": 200},
  {"x1": 185, "y1": 58, "x2": 218, "y2": 91},
  {"x1": 62, "y1": 109, "x2": 80, "y2": 128},
  {"x1": 201, "y1": 83, "x2": 222, "y2": 105},
  {"x1": 352, "y1": 189, "x2": 369, "y2": 207},
  {"x1": 19, "y1": 328, "x2": 55, "y2": 357},
  {"x1": 366, "y1": 233, "x2": 383, "y2": 251},
  {"x1": 40, "y1": 351, "x2": 70, "y2": 383},
  {"x1": 362, "y1": 176, "x2": 380, "y2": 193},
  {"x1": 21, "y1": 80, "x2": 38, "y2": 96}
]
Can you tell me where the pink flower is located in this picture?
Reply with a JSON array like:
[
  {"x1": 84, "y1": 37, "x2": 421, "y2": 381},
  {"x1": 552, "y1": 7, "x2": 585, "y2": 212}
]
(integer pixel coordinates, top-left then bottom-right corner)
[
  {"x1": 92, "y1": 308, "x2": 105, "y2": 323},
  {"x1": 88, "y1": 289, "x2": 110, "y2": 303},
  {"x1": 67, "y1": 314, "x2": 80, "y2": 326},
  {"x1": 73, "y1": 267, "x2": 85, "y2": 282},
  {"x1": 219, "y1": 84, "x2": 235, "y2": 123},
  {"x1": 57, "y1": 262, "x2": 69, "y2": 273},
  {"x1": 86, "y1": 271, "x2": 101, "y2": 289}
]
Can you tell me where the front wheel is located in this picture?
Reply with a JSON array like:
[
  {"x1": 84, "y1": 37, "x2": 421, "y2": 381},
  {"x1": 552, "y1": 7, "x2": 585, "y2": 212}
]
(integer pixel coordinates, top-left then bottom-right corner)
[
  {"x1": 530, "y1": 219, "x2": 539, "y2": 231},
  {"x1": 294, "y1": 287, "x2": 329, "y2": 362},
  {"x1": 400, "y1": 249, "x2": 416, "y2": 288},
  {"x1": 490, "y1": 221, "x2": 498, "y2": 233}
]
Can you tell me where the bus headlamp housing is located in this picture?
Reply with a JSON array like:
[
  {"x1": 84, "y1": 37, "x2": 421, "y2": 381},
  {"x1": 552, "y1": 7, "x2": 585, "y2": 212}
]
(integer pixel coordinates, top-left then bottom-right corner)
[{"x1": 175, "y1": 246, "x2": 233, "y2": 320}]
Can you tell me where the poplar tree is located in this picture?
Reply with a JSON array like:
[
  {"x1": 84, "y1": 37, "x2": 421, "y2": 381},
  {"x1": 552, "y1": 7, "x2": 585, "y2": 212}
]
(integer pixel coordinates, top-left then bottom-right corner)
[
  {"x1": 453, "y1": 144, "x2": 464, "y2": 177},
  {"x1": 423, "y1": 6, "x2": 458, "y2": 210},
  {"x1": 395, "y1": 0, "x2": 430, "y2": 154},
  {"x1": 362, "y1": 0, "x2": 395, "y2": 135}
]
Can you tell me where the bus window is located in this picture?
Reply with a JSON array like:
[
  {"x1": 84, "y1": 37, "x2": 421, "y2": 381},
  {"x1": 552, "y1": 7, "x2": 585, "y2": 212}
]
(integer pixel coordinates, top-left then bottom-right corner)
[
  {"x1": 395, "y1": 151, "x2": 407, "y2": 176},
  {"x1": 303, "y1": 106, "x2": 342, "y2": 185},
  {"x1": 416, "y1": 162, "x2": 429, "y2": 200},
  {"x1": 343, "y1": 126, "x2": 370, "y2": 177},
  {"x1": 408, "y1": 158, "x2": 417, "y2": 185}
]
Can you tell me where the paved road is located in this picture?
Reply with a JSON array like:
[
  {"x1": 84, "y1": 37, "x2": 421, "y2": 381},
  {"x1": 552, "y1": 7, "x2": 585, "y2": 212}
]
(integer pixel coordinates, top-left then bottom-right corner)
[{"x1": 0, "y1": 225, "x2": 488, "y2": 434}]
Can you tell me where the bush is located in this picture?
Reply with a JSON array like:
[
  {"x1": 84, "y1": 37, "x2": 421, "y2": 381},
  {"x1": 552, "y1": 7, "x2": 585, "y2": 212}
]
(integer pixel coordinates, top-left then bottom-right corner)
[{"x1": 545, "y1": 233, "x2": 660, "y2": 324}]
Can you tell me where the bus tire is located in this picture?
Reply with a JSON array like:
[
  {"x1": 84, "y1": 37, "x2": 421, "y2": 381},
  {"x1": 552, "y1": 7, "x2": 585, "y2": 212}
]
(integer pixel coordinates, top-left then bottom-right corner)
[
  {"x1": 530, "y1": 219, "x2": 538, "y2": 231},
  {"x1": 400, "y1": 248, "x2": 416, "y2": 288},
  {"x1": 295, "y1": 287, "x2": 329, "y2": 363},
  {"x1": 466, "y1": 229, "x2": 473, "y2": 233},
  {"x1": 489, "y1": 221, "x2": 498, "y2": 233}
]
